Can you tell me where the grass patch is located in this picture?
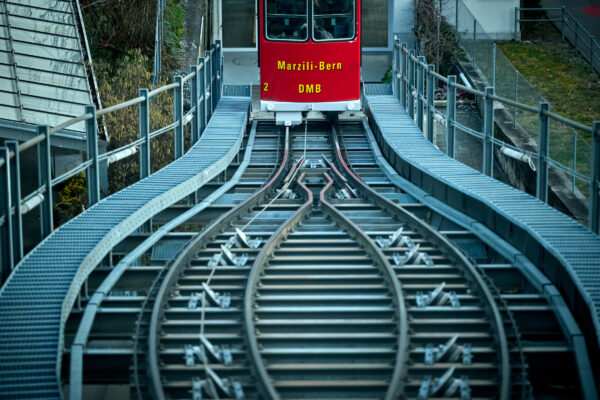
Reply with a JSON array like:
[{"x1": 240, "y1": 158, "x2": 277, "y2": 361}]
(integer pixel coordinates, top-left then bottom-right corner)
[
  {"x1": 498, "y1": 29, "x2": 600, "y2": 133},
  {"x1": 498, "y1": 26, "x2": 599, "y2": 195}
]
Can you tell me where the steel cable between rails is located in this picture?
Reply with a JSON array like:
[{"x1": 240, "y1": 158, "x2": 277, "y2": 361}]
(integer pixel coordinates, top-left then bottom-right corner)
[
  {"x1": 195, "y1": 119, "x2": 309, "y2": 394},
  {"x1": 148, "y1": 122, "x2": 290, "y2": 400}
]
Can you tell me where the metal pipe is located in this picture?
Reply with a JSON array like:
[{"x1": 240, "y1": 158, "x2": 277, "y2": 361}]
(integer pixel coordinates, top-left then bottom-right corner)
[
  {"x1": 148, "y1": 82, "x2": 179, "y2": 97},
  {"x1": 459, "y1": 72, "x2": 472, "y2": 89},
  {"x1": 107, "y1": 146, "x2": 138, "y2": 166},
  {"x1": 97, "y1": 96, "x2": 144, "y2": 116},
  {"x1": 20, "y1": 193, "x2": 44, "y2": 215},
  {"x1": 537, "y1": 102, "x2": 550, "y2": 202},
  {"x1": 501, "y1": 146, "x2": 536, "y2": 171},
  {"x1": 446, "y1": 76, "x2": 457, "y2": 158}
]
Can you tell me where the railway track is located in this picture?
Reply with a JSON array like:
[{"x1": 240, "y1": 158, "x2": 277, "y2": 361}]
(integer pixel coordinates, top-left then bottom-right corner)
[{"x1": 139, "y1": 119, "x2": 523, "y2": 399}]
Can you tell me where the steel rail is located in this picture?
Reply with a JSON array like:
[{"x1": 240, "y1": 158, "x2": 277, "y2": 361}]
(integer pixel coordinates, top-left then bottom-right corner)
[
  {"x1": 242, "y1": 172, "x2": 314, "y2": 400},
  {"x1": 69, "y1": 122, "x2": 259, "y2": 400},
  {"x1": 331, "y1": 125, "x2": 512, "y2": 400},
  {"x1": 358, "y1": 116, "x2": 597, "y2": 398},
  {"x1": 148, "y1": 127, "x2": 291, "y2": 399},
  {"x1": 318, "y1": 172, "x2": 409, "y2": 400}
]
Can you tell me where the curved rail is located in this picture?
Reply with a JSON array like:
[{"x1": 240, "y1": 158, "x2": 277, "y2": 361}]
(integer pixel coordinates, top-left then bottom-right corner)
[
  {"x1": 243, "y1": 172, "x2": 315, "y2": 400},
  {"x1": 69, "y1": 121, "x2": 259, "y2": 400},
  {"x1": 148, "y1": 127, "x2": 291, "y2": 399},
  {"x1": 318, "y1": 172, "x2": 409, "y2": 399},
  {"x1": 330, "y1": 125, "x2": 511, "y2": 400}
]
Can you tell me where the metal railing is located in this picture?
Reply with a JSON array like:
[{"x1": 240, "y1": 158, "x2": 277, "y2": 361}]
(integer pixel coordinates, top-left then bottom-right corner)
[
  {"x1": 0, "y1": 41, "x2": 224, "y2": 282},
  {"x1": 515, "y1": 6, "x2": 600, "y2": 74},
  {"x1": 392, "y1": 40, "x2": 600, "y2": 234},
  {"x1": 453, "y1": 0, "x2": 594, "y2": 204}
]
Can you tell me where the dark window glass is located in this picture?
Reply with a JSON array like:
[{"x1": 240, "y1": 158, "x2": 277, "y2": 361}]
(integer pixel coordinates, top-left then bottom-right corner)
[
  {"x1": 312, "y1": 0, "x2": 354, "y2": 41},
  {"x1": 265, "y1": 0, "x2": 308, "y2": 41}
]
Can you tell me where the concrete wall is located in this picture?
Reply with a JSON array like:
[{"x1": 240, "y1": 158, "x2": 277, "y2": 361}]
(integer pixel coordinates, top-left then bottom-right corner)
[
  {"x1": 443, "y1": 0, "x2": 519, "y2": 40},
  {"x1": 393, "y1": 0, "x2": 414, "y2": 34},
  {"x1": 391, "y1": 0, "x2": 414, "y2": 49}
]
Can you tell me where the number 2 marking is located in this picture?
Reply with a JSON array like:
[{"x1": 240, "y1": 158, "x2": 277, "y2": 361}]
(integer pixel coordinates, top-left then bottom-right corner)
[{"x1": 263, "y1": 82, "x2": 269, "y2": 92}]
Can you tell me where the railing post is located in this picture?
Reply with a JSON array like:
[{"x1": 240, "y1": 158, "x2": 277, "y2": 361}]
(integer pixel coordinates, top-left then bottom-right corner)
[
  {"x1": 426, "y1": 64, "x2": 435, "y2": 142},
  {"x1": 0, "y1": 146, "x2": 14, "y2": 278},
  {"x1": 446, "y1": 76, "x2": 457, "y2": 158},
  {"x1": 436, "y1": 15, "x2": 441, "y2": 73},
  {"x1": 472, "y1": 20, "x2": 476, "y2": 68},
  {"x1": 139, "y1": 88, "x2": 150, "y2": 179},
  {"x1": 204, "y1": 50, "x2": 213, "y2": 121},
  {"x1": 574, "y1": 22, "x2": 579, "y2": 54},
  {"x1": 590, "y1": 121, "x2": 600, "y2": 234},
  {"x1": 216, "y1": 40, "x2": 222, "y2": 103},
  {"x1": 455, "y1": 0, "x2": 458, "y2": 30},
  {"x1": 513, "y1": 69, "x2": 518, "y2": 128},
  {"x1": 199, "y1": 57, "x2": 207, "y2": 133},
  {"x1": 590, "y1": 38, "x2": 594, "y2": 73},
  {"x1": 38, "y1": 125, "x2": 53, "y2": 238},
  {"x1": 6, "y1": 141, "x2": 22, "y2": 263},
  {"x1": 393, "y1": 39, "x2": 399, "y2": 98},
  {"x1": 174, "y1": 75, "x2": 184, "y2": 159},
  {"x1": 86, "y1": 105, "x2": 100, "y2": 206},
  {"x1": 416, "y1": 56, "x2": 425, "y2": 131},
  {"x1": 483, "y1": 87, "x2": 494, "y2": 177},
  {"x1": 561, "y1": 6, "x2": 566, "y2": 41},
  {"x1": 400, "y1": 43, "x2": 407, "y2": 108},
  {"x1": 514, "y1": 7, "x2": 519, "y2": 41},
  {"x1": 572, "y1": 131, "x2": 577, "y2": 192},
  {"x1": 190, "y1": 64, "x2": 200, "y2": 144},
  {"x1": 408, "y1": 49, "x2": 415, "y2": 119},
  {"x1": 492, "y1": 43, "x2": 497, "y2": 89},
  {"x1": 536, "y1": 102, "x2": 549, "y2": 202},
  {"x1": 210, "y1": 44, "x2": 217, "y2": 111}
]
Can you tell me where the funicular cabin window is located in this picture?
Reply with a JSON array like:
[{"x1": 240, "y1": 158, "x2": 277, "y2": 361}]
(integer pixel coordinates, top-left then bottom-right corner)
[
  {"x1": 266, "y1": 0, "x2": 308, "y2": 41},
  {"x1": 312, "y1": 0, "x2": 354, "y2": 41}
]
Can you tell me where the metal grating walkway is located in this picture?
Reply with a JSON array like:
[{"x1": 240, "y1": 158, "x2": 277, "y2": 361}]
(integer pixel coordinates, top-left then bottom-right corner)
[
  {"x1": 0, "y1": 94, "x2": 250, "y2": 398},
  {"x1": 364, "y1": 84, "x2": 600, "y2": 363}
]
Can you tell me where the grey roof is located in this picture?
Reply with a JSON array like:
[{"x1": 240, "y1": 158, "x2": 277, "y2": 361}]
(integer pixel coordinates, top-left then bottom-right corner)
[{"x1": 0, "y1": 0, "x2": 94, "y2": 133}]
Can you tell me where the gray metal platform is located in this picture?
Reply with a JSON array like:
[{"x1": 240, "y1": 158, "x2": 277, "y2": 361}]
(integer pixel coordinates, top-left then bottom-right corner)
[
  {"x1": 0, "y1": 94, "x2": 250, "y2": 398},
  {"x1": 364, "y1": 83, "x2": 600, "y2": 367}
]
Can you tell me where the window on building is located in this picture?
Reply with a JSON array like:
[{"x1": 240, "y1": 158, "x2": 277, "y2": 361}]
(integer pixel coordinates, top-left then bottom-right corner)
[
  {"x1": 265, "y1": 0, "x2": 308, "y2": 41},
  {"x1": 312, "y1": 0, "x2": 355, "y2": 41}
]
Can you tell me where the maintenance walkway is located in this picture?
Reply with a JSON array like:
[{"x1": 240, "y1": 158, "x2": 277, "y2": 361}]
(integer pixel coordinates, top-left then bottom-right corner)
[
  {"x1": 364, "y1": 83, "x2": 600, "y2": 377},
  {"x1": 0, "y1": 91, "x2": 250, "y2": 398}
]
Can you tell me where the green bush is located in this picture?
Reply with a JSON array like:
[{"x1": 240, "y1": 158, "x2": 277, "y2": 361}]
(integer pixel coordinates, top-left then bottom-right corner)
[
  {"x1": 54, "y1": 173, "x2": 88, "y2": 225},
  {"x1": 94, "y1": 50, "x2": 176, "y2": 194}
]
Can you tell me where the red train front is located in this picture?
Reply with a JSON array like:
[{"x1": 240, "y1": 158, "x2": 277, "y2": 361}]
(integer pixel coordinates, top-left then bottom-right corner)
[{"x1": 259, "y1": 0, "x2": 361, "y2": 115}]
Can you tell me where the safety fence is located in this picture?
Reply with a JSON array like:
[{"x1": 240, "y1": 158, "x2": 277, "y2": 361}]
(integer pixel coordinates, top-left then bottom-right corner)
[
  {"x1": 0, "y1": 41, "x2": 223, "y2": 283},
  {"x1": 452, "y1": 1, "x2": 593, "y2": 202},
  {"x1": 516, "y1": 6, "x2": 600, "y2": 74},
  {"x1": 392, "y1": 40, "x2": 600, "y2": 234}
]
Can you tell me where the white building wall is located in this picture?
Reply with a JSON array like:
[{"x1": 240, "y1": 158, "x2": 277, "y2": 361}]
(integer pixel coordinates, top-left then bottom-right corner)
[
  {"x1": 392, "y1": 0, "x2": 414, "y2": 47},
  {"x1": 443, "y1": 0, "x2": 520, "y2": 40}
]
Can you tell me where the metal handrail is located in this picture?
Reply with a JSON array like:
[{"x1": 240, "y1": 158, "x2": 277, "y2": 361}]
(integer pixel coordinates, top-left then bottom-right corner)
[
  {"x1": 0, "y1": 40, "x2": 224, "y2": 275},
  {"x1": 393, "y1": 39, "x2": 600, "y2": 233},
  {"x1": 399, "y1": 45, "x2": 594, "y2": 134}
]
